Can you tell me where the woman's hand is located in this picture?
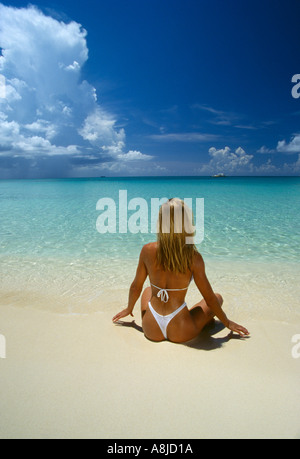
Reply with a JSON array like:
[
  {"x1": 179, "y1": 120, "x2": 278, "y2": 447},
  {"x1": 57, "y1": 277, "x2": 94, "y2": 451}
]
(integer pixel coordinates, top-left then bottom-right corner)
[
  {"x1": 112, "y1": 307, "x2": 134, "y2": 323},
  {"x1": 227, "y1": 320, "x2": 250, "y2": 336}
]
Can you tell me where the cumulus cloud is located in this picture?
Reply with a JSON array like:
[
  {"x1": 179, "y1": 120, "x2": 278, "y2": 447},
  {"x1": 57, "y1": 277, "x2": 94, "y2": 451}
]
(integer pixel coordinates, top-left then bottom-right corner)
[
  {"x1": 199, "y1": 146, "x2": 254, "y2": 175},
  {"x1": 257, "y1": 134, "x2": 300, "y2": 155},
  {"x1": 198, "y1": 145, "x2": 300, "y2": 176},
  {"x1": 78, "y1": 108, "x2": 125, "y2": 147},
  {"x1": 117, "y1": 150, "x2": 153, "y2": 161},
  {"x1": 0, "y1": 3, "x2": 151, "y2": 178},
  {"x1": 276, "y1": 134, "x2": 300, "y2": 154}
]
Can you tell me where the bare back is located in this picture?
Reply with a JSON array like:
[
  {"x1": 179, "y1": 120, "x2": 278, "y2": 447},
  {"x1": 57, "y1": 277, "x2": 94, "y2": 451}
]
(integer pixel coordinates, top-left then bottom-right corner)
[{"x1": 142, "y1": 242, "x2": 193, "y2": 315}]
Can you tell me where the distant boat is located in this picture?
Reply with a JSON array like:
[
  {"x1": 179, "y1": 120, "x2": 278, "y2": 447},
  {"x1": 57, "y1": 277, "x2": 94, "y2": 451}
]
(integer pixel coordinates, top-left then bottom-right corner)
[{"x1": 212, "y1": 173, "x2": 226, "y2": 178}]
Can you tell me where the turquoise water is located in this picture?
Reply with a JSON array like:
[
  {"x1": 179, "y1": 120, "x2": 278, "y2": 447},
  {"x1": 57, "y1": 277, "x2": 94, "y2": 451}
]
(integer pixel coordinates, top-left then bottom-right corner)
[
  {"x1": 0, "y1": 176, "x2": 299, "y2": 262},
  {"x1": 0, "y1": 177, "x2": 299, "y2": 318}
]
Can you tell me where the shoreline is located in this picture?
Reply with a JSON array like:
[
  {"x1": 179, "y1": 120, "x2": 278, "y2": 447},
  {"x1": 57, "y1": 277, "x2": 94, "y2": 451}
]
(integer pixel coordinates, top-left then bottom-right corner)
[{"x1": 0, "y1": 256, "x2": 299, "y2": 321}]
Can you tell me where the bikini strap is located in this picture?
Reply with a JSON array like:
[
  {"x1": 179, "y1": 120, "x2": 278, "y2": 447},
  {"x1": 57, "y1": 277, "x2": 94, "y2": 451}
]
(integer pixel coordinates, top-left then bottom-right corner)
[{"x1": 150, "y1": 283, "x2": 189, "y2": 303}]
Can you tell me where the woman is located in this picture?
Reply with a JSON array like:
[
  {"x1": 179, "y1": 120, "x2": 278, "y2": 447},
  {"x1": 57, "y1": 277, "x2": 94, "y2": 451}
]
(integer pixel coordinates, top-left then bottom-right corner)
[{"x1": 113, "y1": 198, "x2": 249, "y2": 343}]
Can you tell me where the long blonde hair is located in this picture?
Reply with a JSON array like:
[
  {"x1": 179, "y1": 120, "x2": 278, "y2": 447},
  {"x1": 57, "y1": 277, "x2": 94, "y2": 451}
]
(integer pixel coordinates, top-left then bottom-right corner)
[{"x1": 156, "y1": 198, "x2": 198, "y2": 273}]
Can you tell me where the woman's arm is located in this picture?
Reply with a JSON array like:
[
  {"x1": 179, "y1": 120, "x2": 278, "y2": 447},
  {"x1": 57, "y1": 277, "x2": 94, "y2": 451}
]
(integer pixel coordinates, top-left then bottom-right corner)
[
  {"x1": 112, "y1": 247, "x2": 148, "y2": 323},
  {"x1": 193, "y1": 253, "x2": 249, "y2": 336}
]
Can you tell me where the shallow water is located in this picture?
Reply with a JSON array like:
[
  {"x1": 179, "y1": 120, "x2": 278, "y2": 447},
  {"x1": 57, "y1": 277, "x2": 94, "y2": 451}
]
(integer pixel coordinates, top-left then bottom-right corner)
[{"x1": 0, "y1": 177, "x2": 299, "y2": 319}]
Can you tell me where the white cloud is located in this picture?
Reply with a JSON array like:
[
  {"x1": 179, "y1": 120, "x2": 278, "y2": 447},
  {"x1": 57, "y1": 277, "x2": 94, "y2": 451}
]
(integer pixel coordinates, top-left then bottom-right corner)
[
  {"x1": 282, "y1": 154, "x2": 300, "y2": 174},
  {"x1": 117, "y1": 150, "x2": 153, "y2": 161},
  {"x1": 199, "y1": 146, "x2": 254, "y2": 175},
  {"x1": 0, "y1": 3, "x2": 150, "y2": 177},
  {"x1": 150, "y1": 132, "x2": 219, "y2": 142},
  {"x1": 292, "y1": 154, "x2": 300, "y2": 171},
  {"x1": 191, "y1": 104, "x2": 239, "y2": 126},
  {"x1": 257, "y1": 145, "x2": 275, "y2": 154},
  {"x1": 255, "y1": 158, "x2": 278, "y2": 174},
  {"x1": 257, "y1": 134, "x2": 300, "y2": 157},
  {"x1": 276, "y1": 134, "x2": 300, "y2": 154},
  {"x1": 198, "y1": 145, "x2": 300, "y2": 176},
  {"x1": 0, "y1": 119, "x2": 20, "y2": 144},
  {"x1": 61, "y1": 60, "x2": 81, "y2": 72},
  {"x1": 24, "y1": 120, "x2": 57, "y2": 140},
  {"x1": 78, "y1": 108, "x2": 125, "y2": 145},
  {"x1": 78, "y1": 108, "x2": 152, "y2": 161},
  {"x1": 77, "y1": 159, "x2": 163, "y2": 176},
  {"x1": 234, "y1": 124, "x2": 258, "y2": 130}
]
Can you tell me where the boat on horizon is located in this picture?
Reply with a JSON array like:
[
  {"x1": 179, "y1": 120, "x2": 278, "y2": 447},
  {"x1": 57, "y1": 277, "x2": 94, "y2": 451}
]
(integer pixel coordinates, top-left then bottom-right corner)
[{"x1": 212, "y1": 173, "x2": 226, "y2": 178}]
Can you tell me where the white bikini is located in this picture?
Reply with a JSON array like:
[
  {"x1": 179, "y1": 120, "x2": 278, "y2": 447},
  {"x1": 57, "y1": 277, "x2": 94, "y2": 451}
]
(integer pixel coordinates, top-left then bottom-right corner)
[{"x1": 148, "y1": 282, "x2": 190, "y2": 339}]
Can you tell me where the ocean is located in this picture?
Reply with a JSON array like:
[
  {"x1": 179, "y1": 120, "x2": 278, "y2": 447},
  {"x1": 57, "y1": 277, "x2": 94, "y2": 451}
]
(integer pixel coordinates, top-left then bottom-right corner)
[{"x1": 0, "y1": 177, "x2": 299, "y2": 321}]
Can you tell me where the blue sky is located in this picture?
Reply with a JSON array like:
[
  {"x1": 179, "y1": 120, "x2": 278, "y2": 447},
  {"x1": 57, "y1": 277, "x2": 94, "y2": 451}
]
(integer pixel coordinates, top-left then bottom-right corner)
[{"x1": 0, "y1": 0, "x2": 300, "y2": 177}]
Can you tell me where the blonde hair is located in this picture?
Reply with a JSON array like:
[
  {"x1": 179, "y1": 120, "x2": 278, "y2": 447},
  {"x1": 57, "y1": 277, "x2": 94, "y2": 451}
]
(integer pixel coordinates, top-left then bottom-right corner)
[{"x1": 156, "y1": 198, "x2": 198, "y2": 273}]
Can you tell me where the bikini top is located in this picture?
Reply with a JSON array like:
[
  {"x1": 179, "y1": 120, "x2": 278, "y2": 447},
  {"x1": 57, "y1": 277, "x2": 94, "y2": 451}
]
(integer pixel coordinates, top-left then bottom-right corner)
[{"x1": 150, "y1": 277, "x2": 193, "y2": 303}]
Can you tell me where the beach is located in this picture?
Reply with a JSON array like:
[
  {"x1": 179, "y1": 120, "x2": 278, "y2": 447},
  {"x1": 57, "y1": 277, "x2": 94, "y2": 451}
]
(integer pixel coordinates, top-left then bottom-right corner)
[
  {"x1": 0, "y1": 303, "x2": 300, "y2": 439},
  {"x1": 0, "y1": 177, "x2": 300, "y2": 439}
]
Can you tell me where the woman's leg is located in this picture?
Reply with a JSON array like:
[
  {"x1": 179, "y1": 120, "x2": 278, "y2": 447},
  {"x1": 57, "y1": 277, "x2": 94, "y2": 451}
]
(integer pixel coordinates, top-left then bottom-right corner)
[
  {"x1": 140, "y1": 287, "x2": 165, "y2": 341},
  {"x1": 140, "y1": 286, "x2": 152, "y2": 319},
  {"x1": 189, "y1": 293, "x2": 223, "y2": 333}
]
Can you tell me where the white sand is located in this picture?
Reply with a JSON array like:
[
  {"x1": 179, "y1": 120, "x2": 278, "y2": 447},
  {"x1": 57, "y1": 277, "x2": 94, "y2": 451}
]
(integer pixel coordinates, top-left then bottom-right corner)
[{"x1": 0, "y1": 303, "x2": 300, "y2": 439}]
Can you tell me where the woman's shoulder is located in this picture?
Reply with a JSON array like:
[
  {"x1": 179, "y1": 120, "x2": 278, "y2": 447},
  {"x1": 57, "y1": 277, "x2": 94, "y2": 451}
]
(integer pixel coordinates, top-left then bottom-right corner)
[
  {"x1": 142, "y1": 242, "x2": 157, "y2": 252},
  {"x1": 140, "y1": 242, "x2": 157, "y2": 258}
]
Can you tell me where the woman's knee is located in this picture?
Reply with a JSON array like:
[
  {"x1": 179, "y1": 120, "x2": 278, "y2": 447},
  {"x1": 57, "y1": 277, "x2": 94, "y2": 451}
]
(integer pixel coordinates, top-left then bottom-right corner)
[
  {"x1": 141, "y1": 287, "x2": 151, "y2": 310},
  {"x1": 215, "y1": 293, "x2": 223, "y2": 306}
]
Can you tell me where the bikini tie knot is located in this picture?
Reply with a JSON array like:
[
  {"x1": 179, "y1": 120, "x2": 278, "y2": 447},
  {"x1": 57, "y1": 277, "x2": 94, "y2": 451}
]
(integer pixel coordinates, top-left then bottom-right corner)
[{"x1": 157, "y1": 289, "x2": 169, "y2": 303}]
